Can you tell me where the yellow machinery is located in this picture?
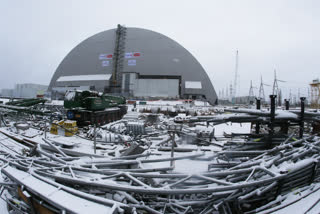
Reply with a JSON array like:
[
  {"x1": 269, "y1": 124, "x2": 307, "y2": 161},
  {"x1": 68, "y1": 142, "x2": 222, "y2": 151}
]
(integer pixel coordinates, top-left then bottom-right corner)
[
  {"x1": 50, "y1": 120, "x2": 78, "y2": 137},
  {"x1": 63, "y1": 120, "x2": 78, "y2": 137},
  {"x1": 50, "y1": 120, "x2": 64, "y2": 135}
]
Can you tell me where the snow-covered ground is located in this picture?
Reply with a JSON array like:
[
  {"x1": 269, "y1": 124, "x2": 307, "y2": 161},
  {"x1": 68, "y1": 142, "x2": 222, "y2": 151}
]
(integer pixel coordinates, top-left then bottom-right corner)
[
  {"x1": 214, "y1": 122, "x2": 251, "y2": 136},
  {"x1": 0, "y1": 161, "x2": 8, "y2": 214},
  {"x1": 0, "y1": 103, "x2": 319, "y2": 213},
  {"x1": 0, "y1": 98, "x2": 9, "y2": 104},
  {"x1": 0, "y1": 194, "x2": 8, "y2": 213},
  {"x1": 258, "y1": 183, "x2": 320, "y2": 214},
  {"x1": 45, "y1": 100, "x2": 64, "y2": 106}
]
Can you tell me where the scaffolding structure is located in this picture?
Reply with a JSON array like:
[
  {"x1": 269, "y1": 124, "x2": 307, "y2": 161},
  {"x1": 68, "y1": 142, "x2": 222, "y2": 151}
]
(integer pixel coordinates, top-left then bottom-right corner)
[{"x1": 310, "y1": 78, "x2": 320, "y2": 109}]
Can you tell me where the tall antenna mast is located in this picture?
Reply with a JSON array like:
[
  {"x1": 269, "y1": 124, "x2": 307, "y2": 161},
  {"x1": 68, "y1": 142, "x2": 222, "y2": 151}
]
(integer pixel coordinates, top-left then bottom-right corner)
[
  {"x1": 259, "y1": 75, "x2": 265, "y2": 101},
  {"x1": 248, "y1": 80, "x2": 255, "y2": 104},
  {"x1": 230, "y1": 82, "x2": 233, "y2": 102},
  {"x1": 233, "y1": 50, "x2": 239, "y2": 99},
  {"x1": 226, "y1": 85, "x2": 229, "y2": 100}
]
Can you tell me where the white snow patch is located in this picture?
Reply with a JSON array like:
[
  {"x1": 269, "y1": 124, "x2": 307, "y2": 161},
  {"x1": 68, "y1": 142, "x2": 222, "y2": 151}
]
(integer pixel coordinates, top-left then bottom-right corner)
[
  {"x1": 214, "y1": 122, "x2": 251, "y2": 136},
  {"x1": 185, "y1": 81, "x2": 202, "y2": 89},
  {"x1": 57, "y1": 74, "x2": 112, "y2": 82}
]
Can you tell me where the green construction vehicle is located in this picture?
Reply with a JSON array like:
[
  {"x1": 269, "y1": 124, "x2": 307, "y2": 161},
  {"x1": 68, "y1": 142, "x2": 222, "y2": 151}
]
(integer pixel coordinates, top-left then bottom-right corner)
[{"x1": 64, "y1": 90, "x2": 127, "y2": 126}]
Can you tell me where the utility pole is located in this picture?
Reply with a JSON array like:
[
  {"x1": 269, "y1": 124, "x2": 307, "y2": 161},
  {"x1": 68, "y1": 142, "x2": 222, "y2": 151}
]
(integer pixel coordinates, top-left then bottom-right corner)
[
  {"x1": 226, "y1": 85, "x2": 229, "y2": 101},
  {"x1": 230, "y1": 82, "x2": 233, "y2": 103},
  {"x1": 222, "y1": 88, "x2": 224, "y2": 100},
  {"x1": 248, "y1": 80, "x2": 255, "y2": 104},
  {"x1": 272, "y1": 70, "x2": 285, "y2": 106},
  {"x1": 278, "y1": 89, "x2": 282, "y2": 106},
  {"x1": 259, "y1": 75, "x2": 270, "y2": 103},
  {"x1": 272, "y1": 70, "x2": 279, "y2": 96}
]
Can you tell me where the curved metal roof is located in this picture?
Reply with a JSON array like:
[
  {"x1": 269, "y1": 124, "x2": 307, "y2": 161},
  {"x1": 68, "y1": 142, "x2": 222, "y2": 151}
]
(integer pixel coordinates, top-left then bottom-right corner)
[{"x1": 49, "y1": 27, "x2": 217, "y2": 104}]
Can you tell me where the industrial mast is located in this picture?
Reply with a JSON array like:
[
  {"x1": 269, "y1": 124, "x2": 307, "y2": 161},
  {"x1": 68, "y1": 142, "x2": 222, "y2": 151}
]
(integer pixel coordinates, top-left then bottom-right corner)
[
  {"x1": 259, "y1": 75, "x2": 266, "y2": 102},
  {"x1": 232, "y1": 50, "x2": 239, "y2": 102},
  {"x1": 272, "y1": 70, "x2": 285, "y2": 106},
  {"x1": 248, "y1": 80, "x2": 255, "y2": 104}
]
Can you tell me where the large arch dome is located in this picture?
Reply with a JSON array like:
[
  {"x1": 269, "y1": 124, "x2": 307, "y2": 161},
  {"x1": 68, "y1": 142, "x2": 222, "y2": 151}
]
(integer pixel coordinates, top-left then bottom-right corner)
[{"x1": 48, "y1": 26, "x2": 217, "y2": 104}]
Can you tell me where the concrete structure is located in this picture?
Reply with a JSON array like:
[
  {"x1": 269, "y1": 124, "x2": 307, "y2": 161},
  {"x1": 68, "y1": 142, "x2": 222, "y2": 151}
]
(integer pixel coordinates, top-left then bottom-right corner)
[
  {"x1": 310, "y1": 78, "x2": 320, "y2": 109},
  {"x1": 48, "y1": 26, "x2": 218, "y2": 104},
  {"x1": 13, "y1": 83, "x2": 48, "y2": 98},
  {"x1": 1, "y1": 84, "x2": 47, "y2": 98},
  {"x1": 1, "y1": 89, "x2": 14, "y2": 97}
]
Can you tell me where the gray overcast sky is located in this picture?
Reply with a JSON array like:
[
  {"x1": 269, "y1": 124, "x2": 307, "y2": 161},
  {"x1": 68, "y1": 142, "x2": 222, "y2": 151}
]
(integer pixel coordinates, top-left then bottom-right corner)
[{"x1": 1, "y1": 0, "x2": 319, "y2": 98}]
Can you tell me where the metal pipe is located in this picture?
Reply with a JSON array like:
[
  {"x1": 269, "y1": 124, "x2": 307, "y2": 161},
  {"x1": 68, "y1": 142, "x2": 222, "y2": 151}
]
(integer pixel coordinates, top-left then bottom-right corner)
[
  {"x1": 34, "y1": 169, "x2": 287, "y2": 195},
  {"x1": 300, "y1": 97, "x2": 306, "y2": 138},
  {"x1": 257, "y1": 181, "x2": 278, "y2": 196},
  {"x1": 171, "y1": 131, "x2": 175, "y2": 167},
  {"x1": 81, "y1": 153, "x2": 204, "y2": 168},
  {"x1": 42, "y1": 138, "x2": 68, "y2": 157},
  {"x1": 285, "y1": 99, "x2": 290, "y2": 110},
  {"x1": 94, "y1": 123, "x2": 97, "y2": 154},
  {"x1": 269, "y1": 95, "x2": 276, "y2": 148},
  {"x1": 44, "y1": 121, "x2": 47, "y2": 139},
  {"x1": 36, "y1": 145, "x2": 67, "y2": 165},
  {"x1": 165, "y1": 175, "x2": 192, "y2": 188},
  {"x1": 256, "y1": 98, "x2": 261, "y2": 134},
  {"x1": 195, "y1": 174, "x2": 233, "y2": 185}
]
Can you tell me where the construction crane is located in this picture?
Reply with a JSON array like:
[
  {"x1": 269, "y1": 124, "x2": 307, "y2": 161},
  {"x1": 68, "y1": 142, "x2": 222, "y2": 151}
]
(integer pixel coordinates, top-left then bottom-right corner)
[
  {"x1": 111, "y1": 24, "x2": 127, "y2": 93},
  {"x1": 64, "y1": 90, "x2": 127, "y2": 126}
]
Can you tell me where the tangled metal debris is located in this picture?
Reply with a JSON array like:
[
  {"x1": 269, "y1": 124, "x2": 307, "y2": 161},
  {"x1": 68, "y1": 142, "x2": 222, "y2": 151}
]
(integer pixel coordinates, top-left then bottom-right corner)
[{"x1": 0, "y1": 98, "x2": 319, "y2": 213}]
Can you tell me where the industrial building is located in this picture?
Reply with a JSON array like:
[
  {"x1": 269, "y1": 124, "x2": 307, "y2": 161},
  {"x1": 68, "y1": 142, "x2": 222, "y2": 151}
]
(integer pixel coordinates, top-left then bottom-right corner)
[
  {"x1": 0, "y1": 89, "x2": 13, "y2": 97},
  {"x1": 1, "y1": 83, "x2": 47, "y2": 98},
  {"x1": 48, "y1": 25, "x2": 218, "y2": 104}
]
